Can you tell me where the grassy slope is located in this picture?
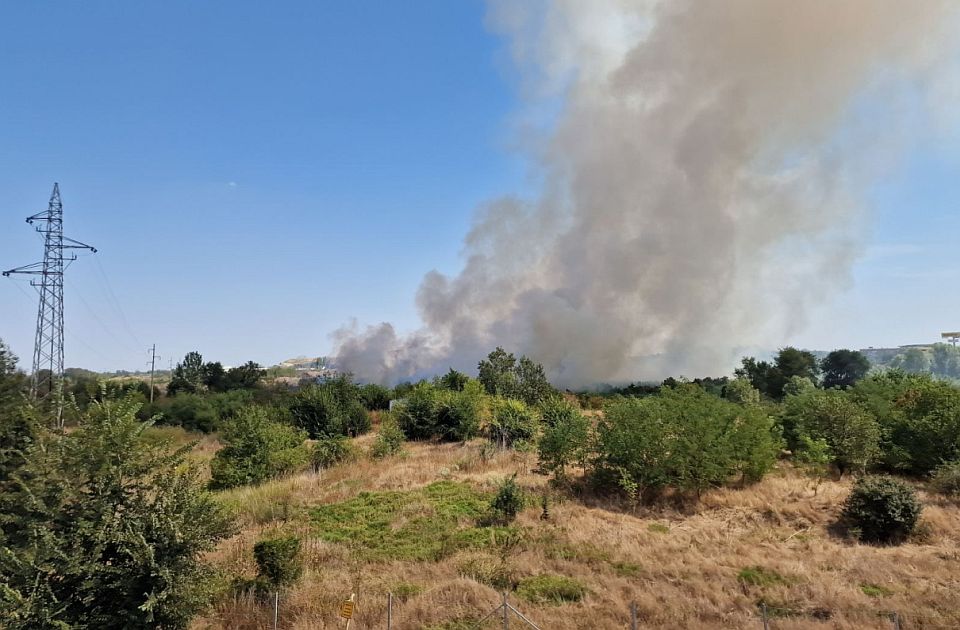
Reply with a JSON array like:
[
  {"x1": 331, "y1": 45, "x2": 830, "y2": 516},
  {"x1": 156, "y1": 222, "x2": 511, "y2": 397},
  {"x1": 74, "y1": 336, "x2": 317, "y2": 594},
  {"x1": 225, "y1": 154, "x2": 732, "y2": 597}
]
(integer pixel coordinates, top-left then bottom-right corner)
[{"x1": 190, "y1": 433, "x2": 960, "y2": 630}]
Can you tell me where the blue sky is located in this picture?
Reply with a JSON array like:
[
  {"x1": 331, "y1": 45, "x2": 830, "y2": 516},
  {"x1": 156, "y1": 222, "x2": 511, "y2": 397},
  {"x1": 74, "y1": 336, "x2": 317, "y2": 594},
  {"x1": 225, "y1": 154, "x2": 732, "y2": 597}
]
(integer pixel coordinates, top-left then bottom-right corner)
[{"x1": 1, "y1": 1, "x2": 959, "y2": 374}]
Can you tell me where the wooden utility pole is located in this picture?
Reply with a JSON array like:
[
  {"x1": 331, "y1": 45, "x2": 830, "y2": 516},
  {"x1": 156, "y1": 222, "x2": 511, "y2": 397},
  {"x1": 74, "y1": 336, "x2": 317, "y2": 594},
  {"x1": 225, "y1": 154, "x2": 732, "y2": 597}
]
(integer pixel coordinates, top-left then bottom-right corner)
[{"x1": 148, "y1": 344, "x2": 158, "y2": 403}]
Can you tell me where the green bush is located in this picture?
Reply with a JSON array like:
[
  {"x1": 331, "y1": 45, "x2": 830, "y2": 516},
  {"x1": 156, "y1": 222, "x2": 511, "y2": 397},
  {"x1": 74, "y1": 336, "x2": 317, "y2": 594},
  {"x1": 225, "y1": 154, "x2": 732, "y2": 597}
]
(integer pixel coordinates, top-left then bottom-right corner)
[
  {"x1": 930, "y1": 460, "x2": 960, "y2": 497},
  {"x1": 161, "y1": 393, "x2": 219, "y2": 432},
  {"x1": 842, "y1": 475, "x2": 922, "y2": 543},
  {"x1": 371, "y1": 415, "x2": 406, "y2": 459},
  {"x1": 311, "y1": 435, "x2": 353, "y2": 470},
  {"x1": 394, "y1": 381, "x2": 483, "y2": 442},
  {"x1": 515, "y1": 574, "x2": 586, "y2": 604},
  {"x1": 359, "y1": 383, "x2": 392, "y2": 411},
  {"x1": 537, "y1": 398, "x2": 590, "y2": 478},
  {"x1": 487, "y1": 398, "x2": 539, "y2": 449},
  {"x1": 781, "y1": 389, "x2": 879, "y2": 476},
  {"x1": 885, "y1": 377, "x2": 960, "y2": 475},
  {"x1": 485, "y1": 475, "x2": 524, "y2": 525},
  {"x1": 209, "y1": 407, "x2": 308, "y2": 490},
  {"x1": 594, "y1": 385, "x2": 780, "y2": 498},
  {"x1": 0, "y1": 396, "x2": 233, "y2": 628},
  {"x1": 253, "y1": 536, "x2": 302, "y2": 589},
  {"x1": 289, "y1": 376, "x2": 371, "y2": 439}
]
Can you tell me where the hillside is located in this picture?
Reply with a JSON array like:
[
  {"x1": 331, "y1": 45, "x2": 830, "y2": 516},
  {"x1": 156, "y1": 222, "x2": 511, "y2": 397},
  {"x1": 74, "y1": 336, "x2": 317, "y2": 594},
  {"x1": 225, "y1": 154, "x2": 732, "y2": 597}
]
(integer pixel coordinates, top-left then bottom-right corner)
[{"x1": 190, "y1": 430, "x2": 960, "y2": 630}]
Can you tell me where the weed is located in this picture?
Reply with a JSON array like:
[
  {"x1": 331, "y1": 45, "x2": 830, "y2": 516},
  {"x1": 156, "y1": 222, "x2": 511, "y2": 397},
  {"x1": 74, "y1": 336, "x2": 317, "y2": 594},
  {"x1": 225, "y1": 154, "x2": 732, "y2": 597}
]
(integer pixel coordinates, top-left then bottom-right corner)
[
  {"x1": 860, "y1": 583, "x2": 894, "y2": 598},
  {"x1": 647, "y1": 522, "x2": 669, "y2": 534},
  {"x1": 516, "y1": 574, "x2": 587, "y2": 604},
  {"x1": 389, "y1": 581, "x2": 423, "y2": 601},
  {"x1": 738, "y1": 566, "x2": 789, "y2": 588}
]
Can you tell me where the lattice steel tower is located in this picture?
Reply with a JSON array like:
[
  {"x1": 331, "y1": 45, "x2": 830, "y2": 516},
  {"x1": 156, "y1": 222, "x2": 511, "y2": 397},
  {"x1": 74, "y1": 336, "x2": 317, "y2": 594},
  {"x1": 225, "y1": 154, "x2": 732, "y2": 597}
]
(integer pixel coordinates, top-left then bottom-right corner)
[{"x1": 3, "y1": 183, "x2": 96, "y2": 425}]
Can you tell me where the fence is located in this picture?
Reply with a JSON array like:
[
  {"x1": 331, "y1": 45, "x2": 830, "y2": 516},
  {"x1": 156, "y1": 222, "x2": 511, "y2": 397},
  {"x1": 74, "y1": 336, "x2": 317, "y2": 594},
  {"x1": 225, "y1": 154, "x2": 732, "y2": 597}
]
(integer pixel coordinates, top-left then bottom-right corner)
[{"x1": 207, "y1": 591, "x2": 956, "y2": 629}]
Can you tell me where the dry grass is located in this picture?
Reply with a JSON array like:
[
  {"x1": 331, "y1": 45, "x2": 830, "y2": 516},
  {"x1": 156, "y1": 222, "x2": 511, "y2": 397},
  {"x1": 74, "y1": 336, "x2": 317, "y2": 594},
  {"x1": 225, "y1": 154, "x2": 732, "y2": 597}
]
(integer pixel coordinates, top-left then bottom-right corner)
[{"x1": 193, "y1": 440, "x2": 960, "y2": 630}]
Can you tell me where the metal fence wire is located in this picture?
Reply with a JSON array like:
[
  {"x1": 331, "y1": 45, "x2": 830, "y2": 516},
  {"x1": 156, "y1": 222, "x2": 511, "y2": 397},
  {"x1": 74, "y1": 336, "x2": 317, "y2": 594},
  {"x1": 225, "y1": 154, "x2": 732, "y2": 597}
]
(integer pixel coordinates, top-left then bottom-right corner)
[{"x1": 204, "y1": 591, "x2": 957, "y2": 629}]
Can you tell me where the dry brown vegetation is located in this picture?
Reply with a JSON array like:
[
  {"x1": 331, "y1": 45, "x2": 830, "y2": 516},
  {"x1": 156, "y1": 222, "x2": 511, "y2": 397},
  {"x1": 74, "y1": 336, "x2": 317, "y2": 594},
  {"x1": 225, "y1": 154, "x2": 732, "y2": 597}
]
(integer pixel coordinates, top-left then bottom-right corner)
[{"x1": 190, "y1": 435, "x2": 960, "y2": 630}]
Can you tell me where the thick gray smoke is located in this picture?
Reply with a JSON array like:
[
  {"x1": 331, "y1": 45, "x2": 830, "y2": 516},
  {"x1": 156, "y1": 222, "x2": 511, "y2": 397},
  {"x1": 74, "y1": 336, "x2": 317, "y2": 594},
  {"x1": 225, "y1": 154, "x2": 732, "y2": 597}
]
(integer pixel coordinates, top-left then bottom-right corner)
[{"x1": 334, "y1": 0, "x2": 960, "y2": 387}]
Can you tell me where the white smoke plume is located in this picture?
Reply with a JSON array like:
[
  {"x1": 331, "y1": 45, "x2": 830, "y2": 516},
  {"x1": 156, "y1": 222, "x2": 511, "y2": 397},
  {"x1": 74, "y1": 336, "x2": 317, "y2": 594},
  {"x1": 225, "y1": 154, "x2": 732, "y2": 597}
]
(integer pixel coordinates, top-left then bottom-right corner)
[{"x1": 334, "y1": 0, "x2": 960, "y2": 387}]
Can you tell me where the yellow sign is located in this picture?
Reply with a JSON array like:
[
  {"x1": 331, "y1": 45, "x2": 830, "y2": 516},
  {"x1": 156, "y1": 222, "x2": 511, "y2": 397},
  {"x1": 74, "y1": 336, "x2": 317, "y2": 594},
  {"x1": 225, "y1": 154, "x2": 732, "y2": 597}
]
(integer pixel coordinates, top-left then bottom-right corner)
[{"x1": 339, "y1": 600, "x2": 355, "y2": 619}]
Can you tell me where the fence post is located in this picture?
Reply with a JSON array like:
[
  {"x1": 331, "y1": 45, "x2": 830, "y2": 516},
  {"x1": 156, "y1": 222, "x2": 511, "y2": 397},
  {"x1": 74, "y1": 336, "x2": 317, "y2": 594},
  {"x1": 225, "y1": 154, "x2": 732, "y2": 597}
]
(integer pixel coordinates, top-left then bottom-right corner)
[
  {"x1": 387, "y1": 592, "x2": 393, "y2": 630},
  {"x1": 761, "y1": 602, "x2": 769, "y2": 630},
  {"x1": 502, "y1": 591, "x2": 510, "y2": 630},
  {"x1": 273, "y1": 592, "x2": 279, "y2": 630},
  {"x1": 630, "y1": 601, "x2": 638, "y2": 630}
]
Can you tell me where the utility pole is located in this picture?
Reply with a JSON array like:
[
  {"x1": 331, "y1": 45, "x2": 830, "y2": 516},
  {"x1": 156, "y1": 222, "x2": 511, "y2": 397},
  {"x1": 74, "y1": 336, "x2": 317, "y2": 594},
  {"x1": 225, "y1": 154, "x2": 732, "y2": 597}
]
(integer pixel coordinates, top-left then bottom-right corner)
[
  {"x1": 147, "y1": 344, "x2": 159, "y2": 403},
  {"x1": 3, "y1": 183, "x2": 96, "y2": 427}
]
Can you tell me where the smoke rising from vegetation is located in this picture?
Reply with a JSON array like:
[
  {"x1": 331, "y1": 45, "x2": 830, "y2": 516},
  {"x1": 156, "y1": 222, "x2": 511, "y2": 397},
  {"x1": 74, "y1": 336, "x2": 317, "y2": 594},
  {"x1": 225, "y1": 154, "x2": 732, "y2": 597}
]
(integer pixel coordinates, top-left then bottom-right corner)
[{"x1": 335, "y1": 0, "x2": 960, "y2": 386}]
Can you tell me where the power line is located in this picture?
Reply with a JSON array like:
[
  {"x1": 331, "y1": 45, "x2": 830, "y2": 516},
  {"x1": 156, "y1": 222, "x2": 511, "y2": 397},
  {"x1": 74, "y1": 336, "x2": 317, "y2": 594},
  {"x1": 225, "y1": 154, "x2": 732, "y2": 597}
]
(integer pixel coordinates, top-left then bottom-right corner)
[{"x1": 3, "y1": 183, "x2": 97, "y2": 427}]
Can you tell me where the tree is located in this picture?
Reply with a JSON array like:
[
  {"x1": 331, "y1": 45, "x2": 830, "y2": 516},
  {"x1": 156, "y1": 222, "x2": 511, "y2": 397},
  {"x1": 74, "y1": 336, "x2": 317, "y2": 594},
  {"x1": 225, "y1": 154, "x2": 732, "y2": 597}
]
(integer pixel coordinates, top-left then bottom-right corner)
[
  {"x1": 437, "y1": 368, "x2": 469, "y2": 392},
  {"x1": 288, "y1": 376, "x2": 370, "y2": 439},
  {"x1": 203, "y1": 361, "x2": 227, "y2": 392},
  {"x1": 885, "y1": 376, "x2": 960, "y2": 475},
  {"x1": 167, "y1": 351, "x2": 207, "y2": 395},
  {"x1": 722, "y1": 378, "x2": 760, "y2": 404},
  {"x1": 781, "y1": 389, "x2": 879, "y2": 476},
  {"x1": 889, "y1": 348, "x2": 931, "y2": 374},
  {"x1": 595, "y1": 385, "x2": 779, "y2": 499},
  {"x1": 225, "y1": 361, "x2": 264, "y2": 390},
  {"x1": 737, "y1": 347, "x2": 820, "y2": 399},
  {"x1": 487, "y1": 399, "x2": 539, "y2": 449},
  {"x1": 537, "y1": 399, "x2": 590, "y2": 479},
  {"x1": 930, "y1": 343, "x2": 960, "y2": 378},
  {"x1": 477, "y1": 347, "x2": 556, "y2": 406},
  {"x1": 0, "y1": 339, "x2": 33, "y2": 500},
  {"x1": 209, "y1": 407, "x2": 308, "y2": 489},
  {"x1": 821, "y1": 349, "x2": 871, "y2": 390},
  {"x1": 0, "y1": 396, "x2": 233, "y2": 629},
  {"x1": 478, "y1": 347, "x2": 518, "y2": 398}
]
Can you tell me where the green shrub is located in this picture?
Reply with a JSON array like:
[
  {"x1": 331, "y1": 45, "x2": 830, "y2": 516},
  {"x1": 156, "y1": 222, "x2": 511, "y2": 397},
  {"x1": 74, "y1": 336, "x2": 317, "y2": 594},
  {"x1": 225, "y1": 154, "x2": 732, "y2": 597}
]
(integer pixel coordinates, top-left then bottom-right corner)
[
  {"x1": 395, "y1": 381, "x2": 483, "y2": 442},
  {"x1": 371, "y1": 415, "x2": 406, "y2": 459},
  {"x1": 931, "y1": 460, "x2": 960, "y2": 497},
  {"x1": 289, "y1": 376, "x2": 370, "y2": 439},
  {"x1": 594, "y1": 385, "x2": 780, "y2": 498},
  {"x1": 253, "y1": 536, "x2": 302, "y2": 589},
  {"x1": 781, "y1": 389, "x2": 879, "y2": 475},
  {"x1": 311, "y1": 435, "x2": 353, "y2": 470},
  {"x1": 885, "y1": 378, "x2": 960, "y2": 475},
  {"x1": 209, "y1": 407, "x2": 308, "y2": 490},
  {"x1": 359, "y1": 383, "x2": 392, "y2": 411},
  {"x1": 389, "y1": 582, "x2": 423, "y2": 602},
  {"x1": 537, "y1": 398, "x2": 590, "y2": 478},
  {"x1": 485, "y1": 475, "x2": 524, "y2": 525},
  {"x1": 161, "y1": 393, "x2": 219, "y2": 432},
  {"x1": 515, "y1": 574, "x2": 586, "y2": 604},
  {"x1": 487, "y1": 399, "x2": 539, "y2": 449},
  {"x1": 842, "y1": 475, "x2": 922, "y2": 543}
]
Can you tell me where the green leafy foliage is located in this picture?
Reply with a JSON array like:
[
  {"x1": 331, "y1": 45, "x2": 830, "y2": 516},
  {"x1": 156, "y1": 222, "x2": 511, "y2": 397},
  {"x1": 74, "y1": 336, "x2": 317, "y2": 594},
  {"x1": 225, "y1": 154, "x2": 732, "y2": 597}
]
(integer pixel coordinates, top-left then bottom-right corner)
[
  {"x1": 359, "y1": 383, "x2": 392, "y2": 411},
  {"x1": 477, "y1": 347, "x2": 557, "y2": 406},
  {"x1": 371, "y1": 414, "x2": 406, "y2": 459},
  {"x1": 537, "y1": 398, "x2": 590, "y2": 478},
  {"x1": 781, "y1": 389, "x2": 880, "y2": 475},
  {"x1": 486, "y1": 475, "x2": 524, "y2": 525},
  {"x1": 394, "y1": 381, "x2": 483, "y2": 441},
  {"x1": 288, "y1": 376, "x2": 371, "y2": 438},
  {"x1": 821, "y1": 349, "x2": 871, "y2": 390},
  {"x1": 930, "y1": 460, "x2": 960, "y2": 497},
  {"x1": 437, "y1": 368, "x2": 469, "y2": 392},
  {"x1": 311, "y1": 435, "x2": 354, "y2": 470},
  {"x1": 209, "y1": 407, "x2": 308, "y2": 489},
  {"x1": 842, "y1": 475, "x2": 922, "y2": 543},
  {"x1": 515, "y1": 575, "x2": 587, "y2": 604},
  {"x1": 594, "y1": 385, "x2": 780, "y2": 498},
  {"x1": 0, "y1": 396, "x2": 233, "y2": 629},
  {"x1": 253, "y1": 536, "x2": 302, "y2": 589},
  {"x1": 883, "y1": 376, "x2": 960, "y2": 475},
  {"x1": 737, "y1": 347, "x2": 819, "y2": 400},
  {"x1": 487, "y1": 398, "x2": 539, "y2": 449}
]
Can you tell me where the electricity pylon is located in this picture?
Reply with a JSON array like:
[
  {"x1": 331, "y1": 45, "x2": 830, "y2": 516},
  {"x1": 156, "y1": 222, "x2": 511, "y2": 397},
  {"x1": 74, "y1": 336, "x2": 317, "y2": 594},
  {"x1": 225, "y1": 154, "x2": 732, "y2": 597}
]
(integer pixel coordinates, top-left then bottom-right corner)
[{"x1": 3, "y1": 183, "x2": 97, "y2": 426}]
